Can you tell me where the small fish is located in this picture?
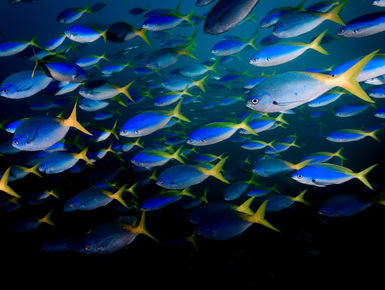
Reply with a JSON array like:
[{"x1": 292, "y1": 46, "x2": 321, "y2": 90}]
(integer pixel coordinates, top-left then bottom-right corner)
[
  {"x1": 79, "y1": 80, "x2": 134, "y2": 101},
  {"x1": 0, "y1": 70, "x2": 52, "y2": 99},
  {"x1": 44, "y1": 34, "x2": 67, "y2": 51},
  {"x1": 338, "y1": 12, "x2": 385, "y2": 38},
  {"x1": 273, "y1": 1, "x2": 346, "y2": 38},
  {"x1": 131, "y1": 145, "x2": 185, "y2": 168},
  {"x1": 0, "y1": 36, "x2": 42, "y2": 57},
  {"x1": 326, "y1": 127, "x2": 381, "y2": 143},
  {"x1": 157, "y1": 157, "x2": 229, "y2": 190},
  {"x1": 374, "y1": 106, "x2": 385, "y2": 118},
  {"x1": 63, "y1": 185, "x2": 130, "y2": 212},
  {"x1": 12, "y1": 102, "x2": 92, "y2": 151},
  {"x1": 56, "y1": 5, "x2": 92, "y2": 24},
  {"x1": 204, "y1": 0, "x2": 259, "y2": 34},
  {"x1": 318, "y1": 194, "x2": 372, "y2": 217},
  {"x1": 65, "y1": 24, "x2": 108, "y2": 43},
  {"x1": 369, "y1": 86, "x2": 385, "y2": 98},
  {"x1": 335, "y1": 104, "x2": 370, "y2": 117},
  {"x1": 120, "y1": 99, "x2": 190, "y2": 138},
  {"x1": 186, "y1": 113, "x2": 257, "y2": 146},
  {"x1": 73, "y1": 212, "x2": 156, "y2": 254},
  {"x1": 253, "y1": 156, "x2": 311, "y2": 177},
  {"x1": 300, "y1": 147, "x2": 346, "y2": 165},
  {"x1": 211, "y1": 34, "x2": 258, "y2": 56},
  {"x1": 292, "y1": 163, "x2": 377, "y2": 190},
  {"x1": 106, "y1": 21, "x2": 151, "y2": 46},
  {"x1": 39, "y1": 146, "x2": 92, "y2": 174},
  {"x1": 249, "y1": 30, "x2": 329, "y2": 67}
]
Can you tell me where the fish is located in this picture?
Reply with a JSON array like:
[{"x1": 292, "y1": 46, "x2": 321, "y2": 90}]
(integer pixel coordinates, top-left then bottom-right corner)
[
  {"x1": 338, "y1": 12, "x2": 385, "y2": 38},
  {"x1": 292, "y1": 163, "x2": 377, "y2": 190},
  {"x1": 249, "y1": 30, "x2": 329, "y2": 67},
  {"x1": 120, "y1": 99, "x2": 190, "y2": 138},
  {"x1": 252, "y1": 156, "x2": 311, "y2": 177},
  {"x1": 212, "y1": 34, "x2": 258, "y2": 56},
  {"x1": 204, "y1": 0, "x2": 259, "y2": 34},
  {"x1": 0, "y1": 70, "x2": 52, "y2": 99},
  {"x1": 272, "y1": 1, "x2": 346, "y2": 38},
  {"x1": 326, "y1": 127, "x2": 381, "y2": 142},
  {"x1": 246, "y1": 50, "x2": 377, "y2": 113},
  {"x1": 186, "y1": 113, "x2": 257, "y2": 146},
  {"x1": 106, "y1": 21, "x2": 151, "y2": 46},
  {"x1": 12, "y1": 102, "x2": 92, "y2": 151},
  {"x1": 300, "y1": 147, "x2": 346, "y2": 165},
  {"x1": 318, "y1": 194, "x2": 372, "y2": 217},
  {"x1": 38, "y1": 146, "x2": 92, "y2": 174},
  {"x1": 79, "y1": 80, "x2": 135, "y2": 101},
  {"x1": 157, "y1": 157, "x2": 229, "y2": 190},
  {"x1": 73, "y1": 212, "x2": 156, "y2": 254},
  {"x1": 63, "y1": 185, "x2": 130, "y2": 212},
  {"x1": 335, "y1": 104, "x2": 370, "y2": 117},
  {"x1": 65, "y1": 24, "x2": 108, "y2": 43}
]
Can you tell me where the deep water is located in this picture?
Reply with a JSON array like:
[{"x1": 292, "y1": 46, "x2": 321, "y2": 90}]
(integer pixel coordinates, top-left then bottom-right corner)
[{"x1": 0, "y1": 0, "x2": 385, "y2": 287}]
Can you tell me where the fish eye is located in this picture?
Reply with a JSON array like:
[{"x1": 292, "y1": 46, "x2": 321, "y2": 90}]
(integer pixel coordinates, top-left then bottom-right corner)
[
  {"x1": 272, "y1": 101, "x2": 278, "y2": 105},
  {"x1": 12, "y1": 140, "x2": 18, "y2": 145},
  {"x1": 187, "y1": 138, "x2": 193, "y2": 142},
  {"x1": 158, "y1": 179, "x2": 163, "y2": 184},
  {"x1": 297, "y1": 175, "x2": 302, "y2": 179},
  {"x1": 2, "y1": 89, "x2": 8, "y2": 94},
  {"x1": 331, "y1": 74, "x2": 336, "y2": 77},
  {"x1": 134, "y1": 130, "x2": 139, "y2": 134},
  {"x1": 121, "y1": 130, "x2": 127, "y2": 134},
  {"x1": 251, "y1": 98, "x2": 259, "y2": 104}
]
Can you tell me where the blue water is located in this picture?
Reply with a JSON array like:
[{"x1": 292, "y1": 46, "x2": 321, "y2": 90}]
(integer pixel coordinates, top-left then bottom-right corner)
[{"x1": 0, "y1": 0, "x2": 384, "y2": 287}]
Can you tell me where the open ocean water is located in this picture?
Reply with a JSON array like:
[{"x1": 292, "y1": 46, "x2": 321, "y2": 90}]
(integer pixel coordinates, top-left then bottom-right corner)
[{"x1": 0, "y1": 0, "x2": 384, "y2": 287}]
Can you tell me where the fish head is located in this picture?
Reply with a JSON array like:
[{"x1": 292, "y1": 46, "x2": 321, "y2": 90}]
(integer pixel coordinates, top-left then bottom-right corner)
[
  {"x1": 337, "y1": 26, "x2": 360, "y2": 38},
  {"x1": 249, "y1": 53, "x2": 270, "y2": 66},
  {"x1": 119, "y1": 126, "x2": 142, "y2": 138},
  {"x1": 11, "y1": 133, "x2": 28, "y2": 150},
  {"x1": 142, "y1": 18, "x2": 159, "y2": 31},
  {"x1": 246, "y1": 91, "x2": 275, "y2": 112},
  {"x1": 0, "y1": 85, "x2": 16, "y2": 98},
  {"x1": 72, "y1": 70, "x2": 88, "y2": 83},
  {"x1": 186, "y1": 135, "x2": 205, "y2": 146},
  {"x1": 291, "y1": 170, "x2": 317, "y2": 186},
  {"x1": 156, "y1": 175, "x2": 173, "y2": 188}
]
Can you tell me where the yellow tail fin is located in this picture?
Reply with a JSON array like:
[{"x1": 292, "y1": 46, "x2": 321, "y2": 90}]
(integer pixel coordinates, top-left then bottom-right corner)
[
  {"x1": 290, "y1": 189, "x2": 310, "y2": 206},
  {"x1": 309, "y1": 29, "x2": 329, "y2": 55},
  {"x1": 133, "y1": 27, "x2": 152, "y2": 47},
  {"x1": 354, "y1": 164, "x2": 377, "y2": 190},
  {"x1": 113, "y1": 81, "x2": 135, "y2": 102},
  {"x1": 73, "y1": 145, "x2": 93, "y2": 165},
  {"x1": 234, "y1": 196, "x2": 256, "y2": 215},
  {"x1": 122, "y1": 211, "x2": 158, "y2": 242},
  {"x1": 195, "y1": 156, "x2": 230, "y2": 184},
  {"x1": 61, "y1": 102, "x2": 93, "y2": 135},
  {"x1": 238, "y1": 200, "x2": 280, "y2": 232},
  {"x1": 290, "y1": 159, "x2": 312, "y2": 170},
  {"x1": 38, "y1": 210, "x2": 55, "y2": 226},
  {"x1": 193, "y1": 75, "x2": 208, "y2": 93},
  {"x1": 320, "y1": 0, "x2": 347, "y2": 25},
  {"x1": 103, "y1": 184, "x2": 129, "y2": 208},
  {"x1": 306, "y1": 50, "x2": 378, "y2": 103},
  {"x1": 0, "y1": 168, "x2": 20, "y2": 198},
  {"x1": 170, "y1": 98, "x2": 191, "y2": 122}
]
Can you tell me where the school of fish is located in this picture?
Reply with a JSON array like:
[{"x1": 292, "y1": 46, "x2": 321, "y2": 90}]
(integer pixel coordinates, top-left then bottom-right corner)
[{"x1": 0, "y1": 0, "x2": 385, "y2": 254}]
